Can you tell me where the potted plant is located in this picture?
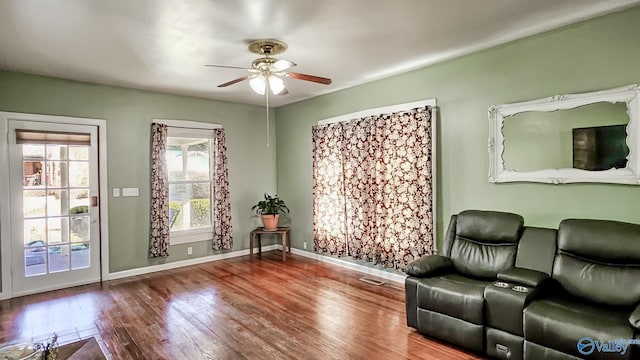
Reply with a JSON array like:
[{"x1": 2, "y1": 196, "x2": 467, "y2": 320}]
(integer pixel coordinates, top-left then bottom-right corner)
[{"x1": 251, "y1": 193, "x2": 289, "y2": 231}]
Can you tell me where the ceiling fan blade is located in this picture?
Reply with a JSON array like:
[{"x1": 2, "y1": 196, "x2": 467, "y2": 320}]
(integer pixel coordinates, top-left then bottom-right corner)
[
  {"x1": 205, "y1": 64, "x2": 252, "y2": 70},
  {"x1": 287, "y1": 72, "x2": 332, "y2": 85},
  {"x1": 272, "y1": 59, "x2": 296, "y2": 72},
  {"x1": 217, "y1": 75, "x2": 252, "y2": 87}
]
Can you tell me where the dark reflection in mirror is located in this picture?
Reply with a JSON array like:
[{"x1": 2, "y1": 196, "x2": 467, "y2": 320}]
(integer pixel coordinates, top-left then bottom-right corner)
[
  {"x1": 503, "y1": 102, "x2": 629, "y2": 172},
  {"x1": 573, "y1": 125, "x2": 628, "y2": 170}
]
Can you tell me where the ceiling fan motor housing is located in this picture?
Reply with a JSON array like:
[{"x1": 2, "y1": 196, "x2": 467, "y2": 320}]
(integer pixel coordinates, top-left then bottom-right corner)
[
  {"x1": 247, "y1": 39, "x2": 288, "y2": 56},
  {"x1": 252, "y1": 57, "x2": 278, "y2": 71}
]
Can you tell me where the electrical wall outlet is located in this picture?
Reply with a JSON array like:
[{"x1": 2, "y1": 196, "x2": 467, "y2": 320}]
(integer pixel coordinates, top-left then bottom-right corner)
[
  {"x1": 303, "y1": 241, "x2": 307, "y2": 250},
  {"x1": 112, "y1": 188, "x2": 120, "y2": 197},
  {"x1": 187, "y1": 247, "x2": 193, "y2": 255}
]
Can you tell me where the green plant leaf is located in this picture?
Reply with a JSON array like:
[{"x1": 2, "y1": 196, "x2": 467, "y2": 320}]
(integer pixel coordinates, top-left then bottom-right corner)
[{"x1": 251, "y1": 193, "x2": 289, "y2": 215}]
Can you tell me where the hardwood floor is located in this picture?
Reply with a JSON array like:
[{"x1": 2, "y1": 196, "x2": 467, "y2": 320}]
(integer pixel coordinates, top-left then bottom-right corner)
[{"x1": 0, "y1": 251, "x2": 483, "y2": 359}]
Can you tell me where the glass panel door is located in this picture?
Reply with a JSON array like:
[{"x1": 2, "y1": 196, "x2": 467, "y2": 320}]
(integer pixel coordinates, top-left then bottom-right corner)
[
  {"x1": 9, "y1": 121, "x2": 100, "y2": 297},
  {"x1": 22, "y1": 144, "x2": 92, "y2": 277}
]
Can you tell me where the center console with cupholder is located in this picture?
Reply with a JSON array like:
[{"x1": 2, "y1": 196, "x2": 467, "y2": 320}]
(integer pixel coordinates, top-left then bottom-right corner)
[{"x1": 484, "y1": 268, "x2": 549, "y2": 360}]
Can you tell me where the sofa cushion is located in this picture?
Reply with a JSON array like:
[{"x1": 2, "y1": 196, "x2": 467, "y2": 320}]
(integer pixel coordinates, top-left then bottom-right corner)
[
  {"x1": 554, "y1": 219, "x2": 640, "y2": 306},
  {"x1": 515, "y1": 226, "x2": 557, "y2": 275},
  {"x1": 417, "y1": 308, "x2": 484, "y2": 353},
  {"x1": 524, "y1": 297, "x2": 634, "y2": 360},
  {"x1": 524, "y1": 341, "x2": 584, "y2": 360},
  {"x1": 456, "y1": 210, "x2": 524, "y2": 243},
  {"x1": 558, "y1": 219, "x2": 640, "y2": 263},
  {"x1": 553, "y1": 253, "x2": 640, "y2": 307},
  {"x1": 416, "y1": 273, "x2": 490, "y2": 325},
  {"x1": 450, "y1": 210, "x2": 523, "y2": 279},
  {"x1": 450, "y1": 238, "x2": 519, "y2": 280}
]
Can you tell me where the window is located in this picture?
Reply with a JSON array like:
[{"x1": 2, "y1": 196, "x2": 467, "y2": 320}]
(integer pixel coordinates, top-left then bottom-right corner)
[{"x1": 165, "y1": 125, "x2": 217, "y2": 244}]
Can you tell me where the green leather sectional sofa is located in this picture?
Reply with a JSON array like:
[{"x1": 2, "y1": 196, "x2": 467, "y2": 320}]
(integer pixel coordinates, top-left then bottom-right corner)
[{"x1": 405, "y1": 210, "x2": 640, "y2": 360}]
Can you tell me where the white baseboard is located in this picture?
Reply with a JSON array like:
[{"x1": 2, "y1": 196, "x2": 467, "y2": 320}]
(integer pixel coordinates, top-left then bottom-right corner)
[
  {"x1": 105, "y1": 245, "x2": 280, "y2": 281},
  {"x1": 12, "y1": 277, "x2": 102, "y2": 298},
  {"x1": 291, "y1": 248, "x2": 407, "y2": 284}
]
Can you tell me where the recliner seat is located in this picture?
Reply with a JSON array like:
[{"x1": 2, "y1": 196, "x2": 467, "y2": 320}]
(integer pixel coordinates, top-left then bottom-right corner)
[
  {"x1": 406, "y1": 210, "x2": 524, "y2": 353},
  {"x1": 406, "y1": 213, "x2": 640, "y2": 360},
  {"x1": 523, "y1": 219, "x2": 640, "y2": 360}
]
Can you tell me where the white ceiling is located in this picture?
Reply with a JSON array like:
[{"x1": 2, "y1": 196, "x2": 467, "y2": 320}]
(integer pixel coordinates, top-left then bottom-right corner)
[{"x1": 1, "y1": 0, "x2": 639, "y2": 107}]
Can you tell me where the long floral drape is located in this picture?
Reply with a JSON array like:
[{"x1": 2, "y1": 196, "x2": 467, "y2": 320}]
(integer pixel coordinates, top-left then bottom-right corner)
[
  {"x1": 312, "y1": 125, "x2": 348, "y2": 256},
  {"x1": 149, "y1": 123, "x2": 170, "y2": 257},
  {"x1": 312, "y1": 106, "x2": 434, "y2": 270},
  {"x1": 212, "y1": 128, "x2": 233, "y2": 250}
]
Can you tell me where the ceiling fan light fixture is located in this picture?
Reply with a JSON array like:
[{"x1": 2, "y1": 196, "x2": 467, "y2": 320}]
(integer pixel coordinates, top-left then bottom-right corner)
[
  {"x1": 249, "y1": 76, "x2": 266, "y2": 95},
  {"x1": 268, "y1": 75, "x2": 285, "y2": 95},
  {"x1": 249, "y1": 74, "x2": 285, "y2": 95}
]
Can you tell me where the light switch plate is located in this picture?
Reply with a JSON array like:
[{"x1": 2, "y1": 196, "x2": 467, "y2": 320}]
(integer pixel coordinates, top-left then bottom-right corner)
[
  {"x1": 112, "y1": 188, "x2": 120, "y2": 197},
  {"x1": 122, "y1": 187, "x2": 139, "y2": 197}
]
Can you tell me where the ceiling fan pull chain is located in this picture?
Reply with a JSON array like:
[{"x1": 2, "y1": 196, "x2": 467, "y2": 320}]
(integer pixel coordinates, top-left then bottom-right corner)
[{"x1": 266, "y1": 78, "x2": 270, "y2": 148}]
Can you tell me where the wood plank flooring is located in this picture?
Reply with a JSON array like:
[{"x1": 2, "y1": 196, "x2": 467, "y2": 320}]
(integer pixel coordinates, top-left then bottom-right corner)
[{"x1": 0, "y1": 251, "x2": 483, "y2": 359}]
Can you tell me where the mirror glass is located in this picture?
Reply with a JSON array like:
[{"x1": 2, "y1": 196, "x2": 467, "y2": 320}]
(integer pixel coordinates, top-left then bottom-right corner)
[{"x1": 502, "y1": 102, "x2": 629, "y2": 172}]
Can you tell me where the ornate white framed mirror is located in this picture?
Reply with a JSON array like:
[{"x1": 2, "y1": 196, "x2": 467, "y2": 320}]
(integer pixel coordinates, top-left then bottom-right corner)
[{"x1": 488, "y1": 84, "x2": 640, "y2": 184}]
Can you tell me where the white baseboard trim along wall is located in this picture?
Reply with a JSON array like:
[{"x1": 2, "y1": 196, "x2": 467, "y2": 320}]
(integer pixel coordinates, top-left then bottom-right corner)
[
  {"x1": 291, "y1": 248, "x2": 407, "y2": 284},
  {"x1": 105, "y1": 244, "x2": 281, "y2": 280}
]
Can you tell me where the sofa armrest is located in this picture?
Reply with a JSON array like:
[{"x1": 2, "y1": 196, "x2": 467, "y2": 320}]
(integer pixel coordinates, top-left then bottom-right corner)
[
  {"x1": 405, "y1": 255, "x2": 454, "y2": 277},
  {"x1": 630, "y1": 304, "x2": 640, "y2": 330},
  {"x1": 497, "y1": 267, "x2": 549, "y2": 288}
]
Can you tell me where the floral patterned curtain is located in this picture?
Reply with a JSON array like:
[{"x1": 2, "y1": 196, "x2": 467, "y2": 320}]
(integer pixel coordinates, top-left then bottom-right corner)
[
  {"x1": 149, "y1": 123, "x2": 170, "y2": 257},
  {"x1": 312, "y1": 125, "x2": 348, "y2": 256},
  {"x1": 212, "y1": 128, "x2": 233, "y2": 250},
  {"x1": 312, "y1": 107, "x2": 434, "y2": 270}
]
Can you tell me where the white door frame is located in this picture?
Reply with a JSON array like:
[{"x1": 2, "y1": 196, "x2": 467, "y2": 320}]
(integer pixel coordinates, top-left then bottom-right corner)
[{"x1": 0, "y1": 112, "x2": 109, "y2": 300}]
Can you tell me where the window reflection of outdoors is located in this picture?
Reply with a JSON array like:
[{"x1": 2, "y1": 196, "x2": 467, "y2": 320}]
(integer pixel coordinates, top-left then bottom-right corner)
[
  {"x1": 167, "y1": 137, "x2": 213, "y2": 233},
  {"x1": 22, "y1": 144, "x2": 91, "y2": 277}
]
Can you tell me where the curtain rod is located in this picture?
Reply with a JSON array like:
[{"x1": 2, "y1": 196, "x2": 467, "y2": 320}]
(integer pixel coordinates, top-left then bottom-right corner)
[{"x1": 152, "y1": 119, "x2": 222, "y2": 130}]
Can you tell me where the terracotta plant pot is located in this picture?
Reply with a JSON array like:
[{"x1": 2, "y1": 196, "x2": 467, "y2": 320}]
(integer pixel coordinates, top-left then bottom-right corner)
[{"x1": 261, "y1": 214, "x2": 280, "y2": 231}]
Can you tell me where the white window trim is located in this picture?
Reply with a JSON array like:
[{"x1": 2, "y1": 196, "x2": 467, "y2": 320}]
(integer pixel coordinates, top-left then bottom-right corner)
[
  {"x1": 170, "y1": 229, "x2": 213, "y2": 245},
  {"x1": 317, "y1": 99, "x2": 437, "y2": 125},
  {"x1": 316, "y1": 99, "x2": 438, "y2": 252},
  {"x1": 154, "y1": 119, "x2": 221, "y2": 245}
]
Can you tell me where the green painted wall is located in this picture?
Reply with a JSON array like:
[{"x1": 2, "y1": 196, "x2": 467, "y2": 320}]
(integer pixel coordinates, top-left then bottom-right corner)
[
  {"x1": 275, "y1": 6, "x2": 640, "y2": 253},
  {"x1": 2, "y1": 6, "x2": 640, "y2": 287},
  {"x1": 0, "y1": 71, "x2": 277, "y2": 276}
]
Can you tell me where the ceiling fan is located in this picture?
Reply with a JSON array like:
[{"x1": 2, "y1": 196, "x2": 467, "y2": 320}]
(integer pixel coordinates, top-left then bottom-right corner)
[{"x1": 205, "y1": 39, "x2": 332, "y2": 95}]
